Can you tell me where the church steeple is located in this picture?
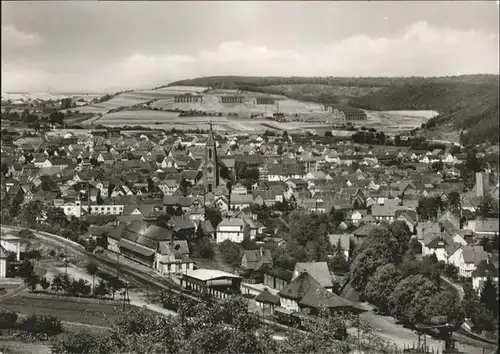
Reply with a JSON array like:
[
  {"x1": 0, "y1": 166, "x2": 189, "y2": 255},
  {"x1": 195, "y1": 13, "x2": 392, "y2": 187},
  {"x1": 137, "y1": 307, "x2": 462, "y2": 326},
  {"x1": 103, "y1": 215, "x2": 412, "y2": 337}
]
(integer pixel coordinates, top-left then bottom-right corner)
[
  {"x1": 207, "y1": 121, "x2": 215, "y2": 145},
  {"x1": 204, "y1": 121, "x2": 219, "y2": 193}
]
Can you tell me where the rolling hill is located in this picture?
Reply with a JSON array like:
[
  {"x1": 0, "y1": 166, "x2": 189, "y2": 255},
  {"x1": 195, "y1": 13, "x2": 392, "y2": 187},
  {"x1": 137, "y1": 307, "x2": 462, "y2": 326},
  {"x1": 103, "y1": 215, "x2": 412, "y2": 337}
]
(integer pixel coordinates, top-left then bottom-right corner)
[{"x1": 169, "y1": 75, "x2": 499, "y2": 144}]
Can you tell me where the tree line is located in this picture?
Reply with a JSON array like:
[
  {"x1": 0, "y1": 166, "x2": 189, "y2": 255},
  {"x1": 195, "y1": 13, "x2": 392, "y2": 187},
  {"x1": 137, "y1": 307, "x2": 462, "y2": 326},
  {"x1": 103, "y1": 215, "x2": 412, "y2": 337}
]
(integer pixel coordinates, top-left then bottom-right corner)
[
  {"x1": 350, "y1": 221, "x2": 465, "y2": 329},
  {"x1": 50, "y1": 294, "x2": 397, "y2": 354}
]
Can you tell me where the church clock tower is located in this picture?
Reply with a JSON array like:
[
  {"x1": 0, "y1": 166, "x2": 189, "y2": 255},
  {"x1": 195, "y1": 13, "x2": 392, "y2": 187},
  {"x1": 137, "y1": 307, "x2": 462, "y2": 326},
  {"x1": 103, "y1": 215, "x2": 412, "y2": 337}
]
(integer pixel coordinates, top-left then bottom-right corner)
[{"x1": 204, "y1": 122, "x2": 219, "y2": 193}]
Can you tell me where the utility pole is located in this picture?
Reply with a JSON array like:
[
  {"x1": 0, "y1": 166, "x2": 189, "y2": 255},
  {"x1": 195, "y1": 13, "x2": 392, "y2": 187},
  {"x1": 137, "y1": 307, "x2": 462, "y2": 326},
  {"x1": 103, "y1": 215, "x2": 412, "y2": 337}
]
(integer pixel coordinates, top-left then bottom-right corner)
[{"x1": 64, "y1": 244, "x2": 68, "y2": 275}]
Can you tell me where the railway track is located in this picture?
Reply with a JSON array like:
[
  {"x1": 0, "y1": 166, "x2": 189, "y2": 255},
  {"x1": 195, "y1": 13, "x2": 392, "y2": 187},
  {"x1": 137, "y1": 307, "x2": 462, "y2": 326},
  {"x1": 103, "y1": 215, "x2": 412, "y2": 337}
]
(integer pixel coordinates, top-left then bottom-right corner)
[{"x1": 1, "y1": 225, "x2": 196, "y2": 301}]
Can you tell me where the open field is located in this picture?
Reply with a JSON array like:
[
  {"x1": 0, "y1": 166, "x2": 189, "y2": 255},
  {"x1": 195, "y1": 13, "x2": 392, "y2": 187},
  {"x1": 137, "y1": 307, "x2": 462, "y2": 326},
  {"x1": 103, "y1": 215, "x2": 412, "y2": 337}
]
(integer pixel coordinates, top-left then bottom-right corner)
[
  {"x1": 92, "y1": 109, "x2": 336, "y2": 132},
  {"x1": 0, "y1": 295, "x2": 127, "y2": 327},
  {"x1": 362, "y1": 110, "x2": 439, "y2": 134},
  {"x1": 92, "y1": 107, "x2": 435, "y2": 134}
]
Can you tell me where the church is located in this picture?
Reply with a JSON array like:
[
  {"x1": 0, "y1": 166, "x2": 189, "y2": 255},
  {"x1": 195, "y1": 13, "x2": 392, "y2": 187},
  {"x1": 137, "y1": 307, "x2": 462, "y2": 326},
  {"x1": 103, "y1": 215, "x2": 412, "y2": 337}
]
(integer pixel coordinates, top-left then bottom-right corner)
[{"x1": 202, "y1": 122, "x2": 231, "y2": 198}]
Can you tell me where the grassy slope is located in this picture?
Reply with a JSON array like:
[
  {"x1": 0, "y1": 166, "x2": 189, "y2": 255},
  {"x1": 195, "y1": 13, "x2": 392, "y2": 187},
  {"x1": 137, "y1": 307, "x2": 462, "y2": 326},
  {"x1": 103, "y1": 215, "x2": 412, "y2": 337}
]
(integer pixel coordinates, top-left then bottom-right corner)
[
  {"x1": 168, "y1": 75, "x2": 499, "y2": 144},
  {"x1": 0, "y1": 296, "x2": 130, "y2": 327}
]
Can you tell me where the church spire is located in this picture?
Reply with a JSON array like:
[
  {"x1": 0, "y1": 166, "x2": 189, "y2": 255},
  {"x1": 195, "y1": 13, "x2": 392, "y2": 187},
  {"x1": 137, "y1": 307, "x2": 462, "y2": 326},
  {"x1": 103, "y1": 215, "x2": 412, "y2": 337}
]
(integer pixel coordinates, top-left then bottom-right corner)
[{"x1": 207, "y1": 121, "x2": 214, "y2": 144}]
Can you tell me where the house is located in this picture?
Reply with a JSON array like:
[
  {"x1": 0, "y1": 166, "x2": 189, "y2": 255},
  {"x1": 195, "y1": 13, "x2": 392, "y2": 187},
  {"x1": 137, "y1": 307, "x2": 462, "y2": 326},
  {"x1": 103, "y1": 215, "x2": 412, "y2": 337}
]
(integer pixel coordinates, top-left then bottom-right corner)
[
  {"x1": 167, "y1": 216, "x2": 196, "y2": 240},
  {"x1": 395, "y1": 210, "x2": 418, "y2": 234},
  {"x1": 229, "y1": 194, "x2": 253, "y2": 210},
  {"x1": 466, "y1": 218, "x2": 499, "y2": 238},
  {"x1": 241, "y1": 248, "x2": 273, "y2": 271},
  {"x1": 216, "y1": 217, "x2": 250, "y2": 243},
  {"x1": 472, "y1": 260, "x2": 499, "y2": 293},
  {"x1": 292, "y1": 262, "x2": 334, "y2": 292},
  {"x1": 277, "y1": 272, "x2": 358, "y2": 314},
  {"x1": 416, "y1": 221, "x2": 441, "y2": 240},
  {"x1": 0, "y1": 232, "x2": 21, "y2": 261},
  {"x1": 420, "y1": 232, "x2": 458, "y2": 262},
  {"x1": 353, "y1": 223, "x2": 376, "y2": 241},
  {"x1": 156, "y1": 240, "x2": 194, "y2": 275},
  {"x1": 448, "y1": 246, "x2": 488, "y2": 278},
  {"x1": 371, "y1": 199, "x2": 404, "y2": 222}
]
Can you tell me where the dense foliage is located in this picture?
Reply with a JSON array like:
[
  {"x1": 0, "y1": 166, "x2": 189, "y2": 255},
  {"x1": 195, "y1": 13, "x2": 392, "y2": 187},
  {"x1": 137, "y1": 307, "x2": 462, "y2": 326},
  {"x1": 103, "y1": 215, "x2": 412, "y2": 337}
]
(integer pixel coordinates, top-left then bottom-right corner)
[
  {"x1": 350, "y1": 221, "x2": 465, "y2": 329},
  {"x1": 51, "y1": 296, "x2": 396, "y2": 354}
]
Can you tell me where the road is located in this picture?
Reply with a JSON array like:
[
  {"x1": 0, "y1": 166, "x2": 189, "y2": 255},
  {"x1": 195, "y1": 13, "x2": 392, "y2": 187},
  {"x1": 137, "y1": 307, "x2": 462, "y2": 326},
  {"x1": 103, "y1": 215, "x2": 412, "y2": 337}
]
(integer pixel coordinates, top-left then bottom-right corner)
[
  {"x1": 343, "y1": 282, "x2": 493, "y2": 354},
  {"x1": 440, "y1": 275, "x2": 464, "y2": 301}
]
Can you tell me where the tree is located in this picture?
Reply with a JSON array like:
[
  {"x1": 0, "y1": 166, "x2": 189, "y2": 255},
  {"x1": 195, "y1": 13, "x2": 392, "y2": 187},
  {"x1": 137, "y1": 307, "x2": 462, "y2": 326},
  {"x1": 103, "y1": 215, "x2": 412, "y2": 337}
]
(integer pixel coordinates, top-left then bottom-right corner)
[
  {"x1": 51, "y1": 274, "x2": 64, "y2": 294},
  {"x1": 0, "y1": 310, "x2": 18, "y2": 329},
  {"x1": 328, "y1": 252, "x2": 349, "y2": 274},
  {"x1": 363, "y1": 264, "x2": 403, "y2": 314},
  {"x1": 388, "y1": 274, "x2": 431, "y2": 324},
  {"x1": 191, "y1": 237, "x2": 215, "y2": 260},
  {"x1": 350, "y1": 224, "x2": 403, "y2": 292},
  {"x1": 26, "y1": 249, "x2": 42, "y2": 263},
  {"x1": 69, "y1": 278, "x2": 91, "y2": 296},
  {"x1": 431, "y1": 161, "x2": 444, "y2": 172},
  {"x1": 59, "y1": 273, "x2": 72, "y2": 295},
  {"x1": 48, "y1": 111, "x2": 65, "y2": 125},
  {"x1": 21, "y1": 200, "x2": 46, "y2": 225},
  {"x1": 424, "y1": 291, "x2": 465, "y2": 329},
  {"x1": 157, "y1": 213, "x2": 172, "y2": 229},
  {"x1": 39, "y1": 276, "x2": 51, "y2": 291},
  {"x1": 205, "y1": 207, "x2": 222, "y2": 230},
  {"x1": 21, "y1": 314, "x2": 63, "y2": 337},
  {"x1": 447, "y1": 191, "x2": 462, "y2": 217},
  {"x1": 18, "y1": 260, "x2": 34, "y2": 279},
  {"x1": 179, "y1": 179, "x2": 192, "y2": 197},
  {"x1": 477, "y1": 195, "x2": 499, "y2": 218},
  {"x1": 480, "y1": 276, "x2": 499, "y2": 316},
  {"x1": 241, "y1": 238, "x2": 258, "y2": 250},
  {"x1": 85, "y1": 261, "x2": 99, "y2": 295},
  {"x1": 94, "y1": 280, "x2": 110, "y2": 298},
  {"x1": 417, "y1": 197, "x2": 440, "y2": 221},
  {"x1": 107, "y1": 276, "x2": 124, "y2": 300},
  {"x1": 46, "y1": 206, "x2": 69, "y2": 228},
  {"x1": 218, "y1": 240, "x2": 242, "y2": 268}
]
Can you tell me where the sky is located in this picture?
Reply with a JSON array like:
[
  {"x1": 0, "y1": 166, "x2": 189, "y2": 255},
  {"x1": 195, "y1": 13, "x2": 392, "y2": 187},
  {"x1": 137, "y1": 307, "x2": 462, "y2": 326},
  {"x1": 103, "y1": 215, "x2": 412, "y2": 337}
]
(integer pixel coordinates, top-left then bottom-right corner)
[{"x1": 2, "y1": 1, "x2": 499, "y2": 93}]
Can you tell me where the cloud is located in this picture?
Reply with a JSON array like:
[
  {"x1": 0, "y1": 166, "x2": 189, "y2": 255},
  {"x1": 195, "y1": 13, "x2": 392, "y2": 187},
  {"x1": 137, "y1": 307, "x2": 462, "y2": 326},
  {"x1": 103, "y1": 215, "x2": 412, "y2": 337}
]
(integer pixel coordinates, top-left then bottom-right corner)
[
  {"x1": 2, "y1": 25, "x2": 44, "y2": 47},
  {"x1": 2, "y1": 21, "x2": 498, "y2": 92}
]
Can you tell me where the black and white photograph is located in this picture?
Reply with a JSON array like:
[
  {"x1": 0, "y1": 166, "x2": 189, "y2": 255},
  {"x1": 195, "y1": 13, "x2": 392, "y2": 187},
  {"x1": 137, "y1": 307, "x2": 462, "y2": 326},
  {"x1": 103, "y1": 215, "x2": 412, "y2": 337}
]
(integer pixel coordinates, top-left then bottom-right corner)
[{"x1": 0, "y1": 1, "x2": 499, "y2": 353}]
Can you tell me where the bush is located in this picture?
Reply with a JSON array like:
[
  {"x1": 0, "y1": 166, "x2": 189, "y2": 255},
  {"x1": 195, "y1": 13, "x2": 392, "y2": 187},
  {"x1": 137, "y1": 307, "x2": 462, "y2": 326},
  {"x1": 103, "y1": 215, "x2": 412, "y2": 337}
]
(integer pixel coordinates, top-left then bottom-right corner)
[
  {"x1": 0, "y1": 310, "x2": 18, "y2": 329},
  {"x1": 21, "y1": 314, "x2": 63, "y2": 336}
]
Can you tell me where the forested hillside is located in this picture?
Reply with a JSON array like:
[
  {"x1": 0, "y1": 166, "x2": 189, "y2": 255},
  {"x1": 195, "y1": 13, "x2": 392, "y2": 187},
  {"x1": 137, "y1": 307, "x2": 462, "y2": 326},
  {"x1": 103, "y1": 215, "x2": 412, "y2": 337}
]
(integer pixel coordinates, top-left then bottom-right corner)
[
  {"x1": 348, "y1": 82, "x2": 499, "y2": 145},
  {"x1": 168, "y1": 75, "x2": 499, "y2": 144}
]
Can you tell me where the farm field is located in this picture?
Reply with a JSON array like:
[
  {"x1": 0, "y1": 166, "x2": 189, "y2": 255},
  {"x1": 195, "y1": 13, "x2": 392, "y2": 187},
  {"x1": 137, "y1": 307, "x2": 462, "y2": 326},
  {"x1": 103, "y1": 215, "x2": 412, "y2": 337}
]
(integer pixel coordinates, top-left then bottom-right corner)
[
  {"x1": 0, "y1": 295, "x2": 128, "y2": 327},
  {"x1": 93, "y1": 109, "x2": 335, "y2": 132},
  {"x1": 360, "y1": 110, "x2": 438, "y2": 134}
]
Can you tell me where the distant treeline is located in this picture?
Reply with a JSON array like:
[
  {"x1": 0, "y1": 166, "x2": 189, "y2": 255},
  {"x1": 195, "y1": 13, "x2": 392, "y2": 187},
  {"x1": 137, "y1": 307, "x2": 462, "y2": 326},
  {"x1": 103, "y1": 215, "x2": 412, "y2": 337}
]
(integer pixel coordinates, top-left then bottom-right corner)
[{"x1": 168, "y1": 74, "x2": 498, "y2": 89}]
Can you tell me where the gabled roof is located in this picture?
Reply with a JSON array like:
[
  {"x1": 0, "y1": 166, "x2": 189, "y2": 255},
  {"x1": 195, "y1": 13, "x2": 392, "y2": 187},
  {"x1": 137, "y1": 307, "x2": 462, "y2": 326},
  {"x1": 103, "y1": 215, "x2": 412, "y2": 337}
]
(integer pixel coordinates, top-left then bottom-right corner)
[
  {"x1": 278, "y1": 271, "x2": 322, "y2": 300},
  {"x1": 474, "y1": 218, "x2": 499, "y2": 233},
  {"x1": 472, "y1": 260, "x2": 498, "y2": 278},
  {"x1": 255, "y1": 288, "x2": 280, "y2": 305},
  {"x1": 462, "y1": 246, "x2": 488, "y2": 265},
  {"x1": 353, "y1": 223, "x2": 376, "y2": 237},
  {"x1": 293, "y1": 262, "x2": 333, "y2": 288}
]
